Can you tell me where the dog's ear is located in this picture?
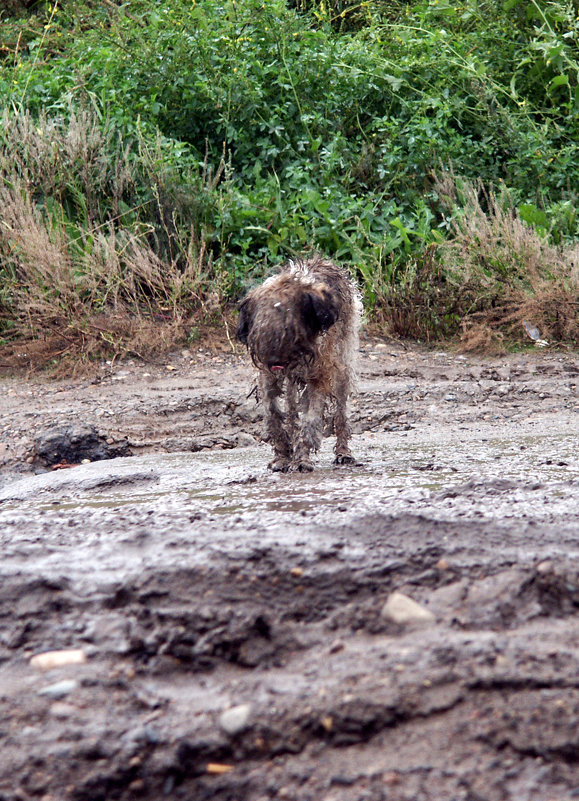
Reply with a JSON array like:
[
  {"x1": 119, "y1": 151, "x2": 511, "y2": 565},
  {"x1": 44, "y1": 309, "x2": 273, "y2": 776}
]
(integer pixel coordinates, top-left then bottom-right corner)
[
  {"x1": 301, "y1": 290, "x2": 339, "y2": 336},
  {"x1": 237, "y1": 297, "x2": 254, "y2": 344}
]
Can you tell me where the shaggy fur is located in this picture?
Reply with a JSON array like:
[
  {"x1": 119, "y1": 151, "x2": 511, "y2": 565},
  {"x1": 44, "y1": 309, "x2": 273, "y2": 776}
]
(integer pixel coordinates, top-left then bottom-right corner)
[{"x1": 237, "y1": 256, "x2": 362, "y2": 472}]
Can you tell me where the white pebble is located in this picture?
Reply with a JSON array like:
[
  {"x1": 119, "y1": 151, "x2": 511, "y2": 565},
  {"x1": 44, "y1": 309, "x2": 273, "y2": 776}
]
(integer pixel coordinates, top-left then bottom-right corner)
[
  {"x1": 30, "y1": 649, "x2": 87, "y2": 671},
  {"x1": 381, "y1": 591, "x2": 435, "y2": 625},
  {"x1": 219, "y1": 703, "x2": 252, "y2": 736}
]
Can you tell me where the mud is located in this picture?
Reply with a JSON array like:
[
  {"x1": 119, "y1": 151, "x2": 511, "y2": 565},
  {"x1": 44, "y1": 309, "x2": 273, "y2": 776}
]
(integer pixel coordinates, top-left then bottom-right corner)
[{"x1": 0, "y1": 342, "x2": 578, "y2": 800}]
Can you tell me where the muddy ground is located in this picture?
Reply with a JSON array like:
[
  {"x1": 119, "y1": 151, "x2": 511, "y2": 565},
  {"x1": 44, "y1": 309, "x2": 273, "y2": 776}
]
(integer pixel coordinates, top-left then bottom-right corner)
[{"x1": 0, "y1": 340, "x2": 578, "y2": 801}]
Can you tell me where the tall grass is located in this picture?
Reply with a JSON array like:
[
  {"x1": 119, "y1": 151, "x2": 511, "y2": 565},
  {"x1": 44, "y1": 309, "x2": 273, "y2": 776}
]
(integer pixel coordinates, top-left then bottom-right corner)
[
  {"x1": 0, "y1": 110, "x2": 226, "y2": 372},
  {"x1": 436, "y1": 173, "x2": 579, "y2": 350},
  {"x1": 380, "y1": 172, "x2": 579, "y2": 349},
  {"x1": 0, "y1": 111, "x2": 576, "y2": 370}
]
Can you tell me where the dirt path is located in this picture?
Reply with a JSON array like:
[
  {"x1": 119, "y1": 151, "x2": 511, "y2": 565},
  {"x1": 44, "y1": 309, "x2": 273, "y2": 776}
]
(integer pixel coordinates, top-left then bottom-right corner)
[{"x1": 0, "y1": 342, "x2": 578, "y2": 800}]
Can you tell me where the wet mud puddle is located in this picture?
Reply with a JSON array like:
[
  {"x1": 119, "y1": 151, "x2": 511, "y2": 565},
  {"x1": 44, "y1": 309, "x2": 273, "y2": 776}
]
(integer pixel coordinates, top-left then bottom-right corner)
[{"x1": 0, "y1": 419, "x2": 576, "y2": 586}]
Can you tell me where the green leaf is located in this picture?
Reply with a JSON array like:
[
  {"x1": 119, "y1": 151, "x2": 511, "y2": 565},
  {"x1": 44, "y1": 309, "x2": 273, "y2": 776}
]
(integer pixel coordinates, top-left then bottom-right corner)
[
  {"x1": 384, "y1": 74, "x2": 403, "y2": 92},
  {"x1": 390, "y1": 217, "x2": 412, "y2": 253},
  {"x1": 431, "y1": 0, "x2": 457, "y2": 15},
  {"x1": 549, "y1": 74, "x2": 569, "y2": 91},
  {"x1": 518, "y1": 203, "x2": 549, "y2": 232}
]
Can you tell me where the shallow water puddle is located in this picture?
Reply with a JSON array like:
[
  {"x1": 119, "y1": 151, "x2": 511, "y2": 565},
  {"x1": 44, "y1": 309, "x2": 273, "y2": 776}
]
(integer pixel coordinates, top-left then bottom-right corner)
[
  {"x1": 0, "y1": 423, "x2": 576, "y2": 584},
  {"x1": 0, "y1": 426, "x2": 576, "y2": 523}
]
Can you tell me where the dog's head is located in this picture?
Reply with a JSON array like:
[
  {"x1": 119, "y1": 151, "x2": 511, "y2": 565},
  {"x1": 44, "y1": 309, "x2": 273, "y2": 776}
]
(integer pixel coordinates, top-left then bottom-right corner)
[{"x1": 237, "y1": 279, "x2": 339, "y2": 373}]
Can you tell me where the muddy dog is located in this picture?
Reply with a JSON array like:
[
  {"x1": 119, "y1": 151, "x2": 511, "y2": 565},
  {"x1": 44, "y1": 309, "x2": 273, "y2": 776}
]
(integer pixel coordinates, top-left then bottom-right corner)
[{"x1": 237, "y1": 256, "x2": 362, "y2": 472}]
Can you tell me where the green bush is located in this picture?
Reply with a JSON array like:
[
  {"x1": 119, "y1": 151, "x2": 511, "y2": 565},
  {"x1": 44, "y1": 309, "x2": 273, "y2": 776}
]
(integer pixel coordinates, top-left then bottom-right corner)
[{"x1": 0, "y1": 0, "x2": 577, "y2": 366}]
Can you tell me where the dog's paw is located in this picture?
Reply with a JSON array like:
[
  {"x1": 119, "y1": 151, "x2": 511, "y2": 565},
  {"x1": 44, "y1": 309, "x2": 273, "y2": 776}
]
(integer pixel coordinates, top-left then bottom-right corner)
[
  {"x1": 334, "y1": 453, "x2": 356, "y2": 465},
  {"x1": 294, "y1": 460, "x2": 314, "y2": 473},
  {"x1": 269, "y1": 458, "x2": 291, "y2": 473}
]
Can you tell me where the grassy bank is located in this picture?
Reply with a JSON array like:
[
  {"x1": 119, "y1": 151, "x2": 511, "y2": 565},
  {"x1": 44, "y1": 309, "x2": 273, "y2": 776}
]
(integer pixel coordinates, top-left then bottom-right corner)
[{"x1": 0, "y1": 0, "x2": 577, "y2": 371}]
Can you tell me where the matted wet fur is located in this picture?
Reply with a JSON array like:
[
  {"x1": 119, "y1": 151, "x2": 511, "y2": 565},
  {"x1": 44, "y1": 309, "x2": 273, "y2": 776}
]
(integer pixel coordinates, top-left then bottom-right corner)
[{"x1": 237, "y1": 256, "x2": 362, "y2": 472}]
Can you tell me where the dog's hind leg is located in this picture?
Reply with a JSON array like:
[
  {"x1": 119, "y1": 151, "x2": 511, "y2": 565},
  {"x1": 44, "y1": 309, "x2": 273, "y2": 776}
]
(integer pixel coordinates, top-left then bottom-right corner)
[
  {"x1": 333, "y1": 371, "x2": 355, "y2": 465},
  {"x1": 259, "y1": 372, "x2": 292, "y2": 472}
]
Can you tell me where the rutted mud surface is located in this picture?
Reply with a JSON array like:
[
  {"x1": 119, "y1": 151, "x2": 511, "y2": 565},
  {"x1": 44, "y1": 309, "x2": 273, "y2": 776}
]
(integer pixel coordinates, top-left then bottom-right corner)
[{"x1": 0, "y1": 342, "x2": 578, "y2": 800}]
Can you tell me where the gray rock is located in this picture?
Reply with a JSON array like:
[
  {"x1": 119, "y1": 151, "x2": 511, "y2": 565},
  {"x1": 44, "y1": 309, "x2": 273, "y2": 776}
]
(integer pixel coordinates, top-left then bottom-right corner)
[
  {"x1": 219, "y1": 703, "x2": 252, "y2": 736},
  {"x1": 121, "y1": 724, "x2": 162, "y2": 746},
  {"x1": 33, "y1": 425, "x2": 130, "y2": 467},
  {"x1": 233, "y1": 432, "x2": 256, "y2": 448},
  {"x1": 48, "y1": 702, "x2": 76, "y2": 718},
  {"x1": 38, "y1": 679, "x2": 78, "y2": 699}
]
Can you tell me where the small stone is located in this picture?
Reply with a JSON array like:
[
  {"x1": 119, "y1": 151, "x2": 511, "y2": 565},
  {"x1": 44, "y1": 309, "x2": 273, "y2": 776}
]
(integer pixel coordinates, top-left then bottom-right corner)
[
  {"x1": 321, "y1": 715, "x2": 333, "y2": 733},
  {"x1": 49, "y1": 702, "x2": 76, "y2": 718},
  {"x1": 219, "y1": 703, "x2": 252, "y2": 736},
  {"x1": 38, "y1": 679, "x2": 78, "y2": 699},
  {"x1": 30, "y1": 649, "x2": 87, "y2": 671},
  {"x1": 207, "y1": 763, "x2": 234, "y2": 775},
  {"x1": 290, "y1": 567, "x2": 303, "y2": 578},
  {"x1": 233, "y1": 433, "x2": 255, "y2": 448},
  {"x1": 381, "y1": 591, "x2": 435, "y2": 625},
  {"x1": 537, "y1": 560, "x2": 553, "y2": 574}
]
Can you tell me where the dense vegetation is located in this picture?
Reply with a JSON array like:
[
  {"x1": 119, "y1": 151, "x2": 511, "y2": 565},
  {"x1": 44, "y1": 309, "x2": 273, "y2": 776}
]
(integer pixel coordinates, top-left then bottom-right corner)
[{"x1": 0, "y1": 0, "x2": 577, "y2": 369}]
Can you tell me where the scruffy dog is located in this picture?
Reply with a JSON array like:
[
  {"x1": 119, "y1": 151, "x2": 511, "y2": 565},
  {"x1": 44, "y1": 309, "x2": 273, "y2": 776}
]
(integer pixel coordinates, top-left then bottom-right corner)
[{"x1": 237, "y1": 256, "x2": 362, "y2": 472}]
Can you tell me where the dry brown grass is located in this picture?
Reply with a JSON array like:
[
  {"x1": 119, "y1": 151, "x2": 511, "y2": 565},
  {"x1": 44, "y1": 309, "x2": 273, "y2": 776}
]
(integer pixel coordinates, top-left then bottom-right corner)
[
  {"x1": 0, "y1": 109, "x2": 231, "y2": 374},
  {"x1": 1, "y1": 109, "x2": 576, "y2": 373},
  {"x1": 0, "y1": 108, "x2": 135, "y2": 223},
  {"x1": 375, "y1": 245, "x2": 459, "y2": 343},
  {"x1": 380, "y1": 174, "x2": 578, "y2": 350},
  {"x1": 0, "y1": 107, "x2": 237, "y2": 374},
  {"x1": 435, "y1": 173, "x2": 578, "y2": 349},
  {"x1": 0, "y1": 181, "x2": 222, "y2": 375}
]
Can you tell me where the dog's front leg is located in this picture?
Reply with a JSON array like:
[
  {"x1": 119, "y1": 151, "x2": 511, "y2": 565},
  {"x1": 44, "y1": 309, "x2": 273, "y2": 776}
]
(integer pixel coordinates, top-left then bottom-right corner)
[
  {"x1": 333, "y1": 371, "x2": 355, "y2": 464},
  {"x1": 286, "y1": 377, "x2": 300, "y2": 457},
  {"x1": 292, "y1": 384, "x2": 325, "y2": 472},
  {"x1": 259, "y1": 372, "x2": 292, "y2": 472}
]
